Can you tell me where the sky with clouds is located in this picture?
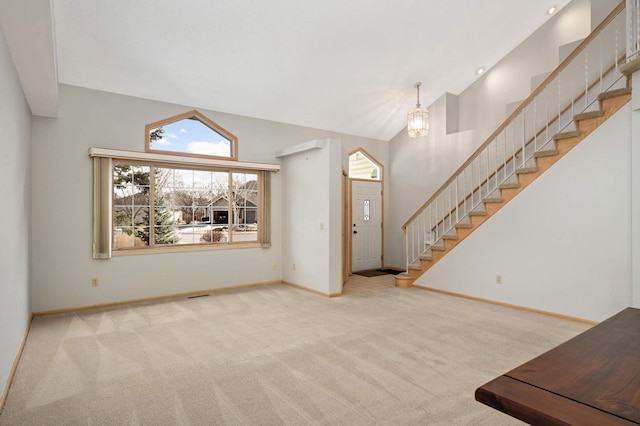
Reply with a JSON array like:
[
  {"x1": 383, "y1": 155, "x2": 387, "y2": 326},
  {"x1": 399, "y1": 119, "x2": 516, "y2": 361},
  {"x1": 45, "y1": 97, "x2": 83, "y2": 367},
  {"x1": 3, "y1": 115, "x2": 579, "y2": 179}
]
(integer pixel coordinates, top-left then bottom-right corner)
[{"x1": 151, "y1": 118, "x2": 231, "y2": 157}]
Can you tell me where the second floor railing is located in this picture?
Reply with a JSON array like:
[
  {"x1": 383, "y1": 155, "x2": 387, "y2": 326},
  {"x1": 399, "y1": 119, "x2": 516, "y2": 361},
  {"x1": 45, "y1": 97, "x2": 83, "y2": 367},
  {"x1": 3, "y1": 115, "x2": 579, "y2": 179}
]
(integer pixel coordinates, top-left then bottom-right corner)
[{"x1": 403, "y1": 2, "x2": 627, "y2": 271}]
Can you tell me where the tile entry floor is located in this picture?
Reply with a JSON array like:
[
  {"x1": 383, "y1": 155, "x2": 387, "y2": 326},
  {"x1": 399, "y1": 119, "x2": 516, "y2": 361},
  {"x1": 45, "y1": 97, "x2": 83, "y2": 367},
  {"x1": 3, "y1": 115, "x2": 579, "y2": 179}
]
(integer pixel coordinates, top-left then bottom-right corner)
[{"x1": 342, "y1": 272, "x2": 396, "y2": 295}]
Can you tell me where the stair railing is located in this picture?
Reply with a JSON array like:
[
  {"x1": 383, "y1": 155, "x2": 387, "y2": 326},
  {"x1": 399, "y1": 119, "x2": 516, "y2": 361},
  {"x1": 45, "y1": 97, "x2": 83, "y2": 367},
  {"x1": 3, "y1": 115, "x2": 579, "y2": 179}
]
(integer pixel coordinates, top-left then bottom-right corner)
[
  {"x1": 628, "y1": 0, "x2": 640, "y2": 61},
  {"x1": 403, "y1": 3, "x2": 627, "y2": 272}
]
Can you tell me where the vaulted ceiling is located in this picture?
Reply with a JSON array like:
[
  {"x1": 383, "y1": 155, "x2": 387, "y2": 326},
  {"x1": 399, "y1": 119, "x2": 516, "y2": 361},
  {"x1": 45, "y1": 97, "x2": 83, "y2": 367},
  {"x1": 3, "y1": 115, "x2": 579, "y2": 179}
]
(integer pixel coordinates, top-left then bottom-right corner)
[{"x1": 1, "y1": 0, "x2": 570, "y2": 140}]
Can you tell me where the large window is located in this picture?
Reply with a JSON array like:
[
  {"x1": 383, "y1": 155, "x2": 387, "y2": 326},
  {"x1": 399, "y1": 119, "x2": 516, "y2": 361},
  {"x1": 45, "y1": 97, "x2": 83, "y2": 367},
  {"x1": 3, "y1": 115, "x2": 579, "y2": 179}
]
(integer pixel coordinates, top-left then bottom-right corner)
[
  {"x1": 91, "y1": 111, "x2": 275, "y2": 258},
  {"x1": 112, "y1": 161, "x2": 262, "y2": 250},
  {"x1": 112, "y1": 163, "x2": 262, "y2": 250},
  {"x1": 91, "y1": 148, "x2": 276, "y2": 258}
]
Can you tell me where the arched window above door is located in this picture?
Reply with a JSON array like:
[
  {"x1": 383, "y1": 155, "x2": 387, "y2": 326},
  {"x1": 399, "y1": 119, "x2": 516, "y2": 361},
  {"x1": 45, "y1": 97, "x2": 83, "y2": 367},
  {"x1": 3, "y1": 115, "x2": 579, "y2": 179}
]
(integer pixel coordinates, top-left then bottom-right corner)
[{"x1": 348, "y1": 149, "x2": 382, "y2": 180}]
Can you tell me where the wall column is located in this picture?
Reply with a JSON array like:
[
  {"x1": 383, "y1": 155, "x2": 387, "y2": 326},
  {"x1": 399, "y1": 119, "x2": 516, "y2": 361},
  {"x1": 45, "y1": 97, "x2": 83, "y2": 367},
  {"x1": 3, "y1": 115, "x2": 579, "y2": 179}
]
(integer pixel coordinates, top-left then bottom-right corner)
[
  {"x1": 632, "y1": 69, "x2": 640, "y2": 308},
  {"x1": 624, "y1": 55, "x2": 640, "y2": 307}
]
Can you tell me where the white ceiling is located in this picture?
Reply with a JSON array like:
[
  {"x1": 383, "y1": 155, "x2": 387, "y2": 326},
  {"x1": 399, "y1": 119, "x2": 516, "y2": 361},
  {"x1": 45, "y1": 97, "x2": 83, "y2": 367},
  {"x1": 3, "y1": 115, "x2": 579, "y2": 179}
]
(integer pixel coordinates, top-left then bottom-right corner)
[{"x1": 5, "y1": 0, "x2": 571, "y2": 140}]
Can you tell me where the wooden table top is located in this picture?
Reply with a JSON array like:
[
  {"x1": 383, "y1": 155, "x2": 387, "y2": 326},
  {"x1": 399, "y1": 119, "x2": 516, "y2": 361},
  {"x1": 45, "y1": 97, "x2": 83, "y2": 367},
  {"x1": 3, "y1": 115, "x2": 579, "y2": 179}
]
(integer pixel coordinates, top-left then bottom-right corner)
[{"x1": 476, "y1": 307, "x2": 640, "y2": 425}]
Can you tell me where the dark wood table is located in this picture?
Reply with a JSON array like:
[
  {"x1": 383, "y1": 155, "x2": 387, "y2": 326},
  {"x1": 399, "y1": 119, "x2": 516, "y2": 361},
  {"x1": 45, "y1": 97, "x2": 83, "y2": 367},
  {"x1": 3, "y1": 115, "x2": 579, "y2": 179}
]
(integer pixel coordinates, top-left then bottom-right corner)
[{"x1": 475, "y1": 307, "x2": 640, "y2": 425}]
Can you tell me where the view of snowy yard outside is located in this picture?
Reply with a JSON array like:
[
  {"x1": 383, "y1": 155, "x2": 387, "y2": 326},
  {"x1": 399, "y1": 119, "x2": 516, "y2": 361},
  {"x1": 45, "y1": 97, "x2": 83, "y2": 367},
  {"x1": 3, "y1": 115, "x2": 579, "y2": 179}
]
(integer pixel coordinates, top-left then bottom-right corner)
[
  {"x1": 112, "y1": 163, "x2": 259, "y2": 249},
  {"x1": 175, "y1": 223, "x2": 258, "y2": 244}
]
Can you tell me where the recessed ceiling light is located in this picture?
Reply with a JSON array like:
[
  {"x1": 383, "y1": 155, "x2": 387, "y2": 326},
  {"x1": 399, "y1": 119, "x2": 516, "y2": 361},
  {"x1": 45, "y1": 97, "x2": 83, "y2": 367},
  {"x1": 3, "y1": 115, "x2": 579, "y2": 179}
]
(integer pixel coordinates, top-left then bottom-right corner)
[
  {"x1": 547, "y1": 5, "x2": 557, "y2": 15},
  {"x1": 475, "y1": 67, "x2": 486, "y2": 76}
]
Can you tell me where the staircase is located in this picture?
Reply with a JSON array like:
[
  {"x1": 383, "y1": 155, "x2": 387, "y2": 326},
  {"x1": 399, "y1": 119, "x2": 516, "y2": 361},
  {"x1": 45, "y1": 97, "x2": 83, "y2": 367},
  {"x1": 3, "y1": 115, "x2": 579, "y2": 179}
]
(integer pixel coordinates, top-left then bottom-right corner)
[
  {"x1": 396, "y1": 86, "x2": 631, "y2": 287},
  {"x1": 396, "y1": 3, "x2": 631, "y2": 288}
]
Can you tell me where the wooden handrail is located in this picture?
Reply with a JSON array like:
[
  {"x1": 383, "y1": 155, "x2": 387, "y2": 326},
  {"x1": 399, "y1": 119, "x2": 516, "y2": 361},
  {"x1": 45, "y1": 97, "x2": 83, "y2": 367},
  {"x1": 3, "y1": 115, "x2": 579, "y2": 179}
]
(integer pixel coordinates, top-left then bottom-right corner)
[{"x1": 402, "y1": 1, "x2": 625, "y2": 231}]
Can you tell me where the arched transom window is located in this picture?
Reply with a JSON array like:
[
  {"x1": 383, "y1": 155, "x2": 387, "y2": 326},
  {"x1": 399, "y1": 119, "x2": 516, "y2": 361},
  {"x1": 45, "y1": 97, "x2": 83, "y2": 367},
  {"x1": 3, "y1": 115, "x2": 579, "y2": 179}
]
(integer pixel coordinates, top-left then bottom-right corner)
[
  {"x1": 146, "y1": 110, "x2": 238, "y2": 161},
  {"x1": 348, "y1": 149, "x2": 382, "y2": 180}
]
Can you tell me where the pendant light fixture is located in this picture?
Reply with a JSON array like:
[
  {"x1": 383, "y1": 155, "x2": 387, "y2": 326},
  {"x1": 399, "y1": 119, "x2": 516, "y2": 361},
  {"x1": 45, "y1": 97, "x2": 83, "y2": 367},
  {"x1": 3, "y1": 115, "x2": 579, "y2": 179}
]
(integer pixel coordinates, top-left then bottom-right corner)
[{"x1": 407, "y1": 82, "x2": 429, "y2": 138}]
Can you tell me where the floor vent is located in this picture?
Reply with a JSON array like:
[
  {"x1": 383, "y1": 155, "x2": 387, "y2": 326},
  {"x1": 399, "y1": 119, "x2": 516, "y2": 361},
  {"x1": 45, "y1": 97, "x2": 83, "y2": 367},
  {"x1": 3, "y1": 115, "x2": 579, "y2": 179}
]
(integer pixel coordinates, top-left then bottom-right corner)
[{"x1": 188, "y1": 294, "x2": 210, "y2": 299}]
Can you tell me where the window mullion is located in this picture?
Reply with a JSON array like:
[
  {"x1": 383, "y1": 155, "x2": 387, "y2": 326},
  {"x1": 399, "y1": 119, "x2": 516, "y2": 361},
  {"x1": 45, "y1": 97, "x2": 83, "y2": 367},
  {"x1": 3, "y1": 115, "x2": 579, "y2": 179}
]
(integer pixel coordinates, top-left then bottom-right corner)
[
  {"x1": 150, "y1": 165, "x2": 156, "y2": 247},
  {"x1": 107, "y1": 160, "x2": 266, "y2": 253},
  {"x1": 228, "y1": 171, "x2": 233, "y2": 243}
]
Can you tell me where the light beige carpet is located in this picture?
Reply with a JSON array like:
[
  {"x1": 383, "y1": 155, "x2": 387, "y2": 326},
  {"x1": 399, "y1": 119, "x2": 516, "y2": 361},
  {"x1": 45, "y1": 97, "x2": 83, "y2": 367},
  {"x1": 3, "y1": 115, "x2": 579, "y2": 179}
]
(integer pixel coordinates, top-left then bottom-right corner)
[{"x1": 0, "y1": 281, "x2": 590, "y2": 425}]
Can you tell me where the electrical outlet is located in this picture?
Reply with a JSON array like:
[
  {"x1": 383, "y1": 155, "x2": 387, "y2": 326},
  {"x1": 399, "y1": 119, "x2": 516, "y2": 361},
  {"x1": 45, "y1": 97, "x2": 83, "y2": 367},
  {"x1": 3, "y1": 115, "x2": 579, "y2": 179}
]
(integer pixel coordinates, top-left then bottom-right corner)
[
  {"x1": 292, "y1": 263, "x2": 296, "y2": 270},
  {"x1": 91, "y1": 277, "x2": 99, "y2": 287},
  {"x1": 320, "y1": 222, "x2": 324, "y2": 230},
  {"x1": 272, "y1": 263, "x2": 277, "y2": 270},
  {"x1": 496, "y1": 274, "x2": 503, "y2": 285}
]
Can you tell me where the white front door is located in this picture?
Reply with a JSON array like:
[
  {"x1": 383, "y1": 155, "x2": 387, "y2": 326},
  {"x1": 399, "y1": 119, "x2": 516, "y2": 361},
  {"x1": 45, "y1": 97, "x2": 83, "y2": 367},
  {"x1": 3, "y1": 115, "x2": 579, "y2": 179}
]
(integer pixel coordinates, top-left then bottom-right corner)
[{"x1": 351, "y1": 180, "x2": 382, "y2": 272}]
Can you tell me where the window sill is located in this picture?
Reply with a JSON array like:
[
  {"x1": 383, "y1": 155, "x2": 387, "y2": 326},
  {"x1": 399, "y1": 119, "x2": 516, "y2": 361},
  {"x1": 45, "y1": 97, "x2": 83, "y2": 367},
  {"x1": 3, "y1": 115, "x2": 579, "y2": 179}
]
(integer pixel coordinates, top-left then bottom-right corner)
[{"x1": 111, "y1": 242, "x2": 265, "y2": 256}]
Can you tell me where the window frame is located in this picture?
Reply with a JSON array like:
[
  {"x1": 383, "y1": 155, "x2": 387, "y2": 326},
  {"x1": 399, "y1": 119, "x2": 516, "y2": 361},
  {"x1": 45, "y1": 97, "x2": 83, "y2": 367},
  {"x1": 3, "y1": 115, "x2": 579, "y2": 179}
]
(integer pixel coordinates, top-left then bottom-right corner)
[
  {"x1": 145, "y1": 110, "x2": 239, "y2": 161},
  {"x1": 90, "y1": 148, "x2": 277, "y2": 258}
]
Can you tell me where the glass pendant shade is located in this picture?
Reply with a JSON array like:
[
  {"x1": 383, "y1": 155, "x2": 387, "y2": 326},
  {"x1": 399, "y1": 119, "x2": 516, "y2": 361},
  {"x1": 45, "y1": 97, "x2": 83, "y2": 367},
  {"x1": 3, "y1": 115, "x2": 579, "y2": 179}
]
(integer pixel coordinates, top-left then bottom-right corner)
[
  {"x1": 407, "y1": 107, "x2": 428, "y2": 137},
  {"x1": 407, "y1": 82, "x2": 429, "y2": 138}
]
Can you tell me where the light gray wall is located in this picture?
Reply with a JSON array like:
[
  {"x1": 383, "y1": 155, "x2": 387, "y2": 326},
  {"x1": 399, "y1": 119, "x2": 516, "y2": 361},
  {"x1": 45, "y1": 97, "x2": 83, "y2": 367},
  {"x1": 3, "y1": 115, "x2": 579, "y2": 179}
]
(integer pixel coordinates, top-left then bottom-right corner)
[
  {"x1": 0, "y1": 26, "x2": 31, "y2": 399},
  {"x1": 591, "y1": 0, "x2": 622, "y2": 30},
  {"x1": 281, "y1": 140, "x2": 343, "y2": 295},
  {"x1": 386, "y1": 94, "x2": 479, "y2": 267},
  {"x1": 457, "y1": 0, "x2": 592, "y2": 138},
  {"x1": 281, "y1": 143, "x2": 329, "y2": 293},
  {"x1": 632, "y1": 71, "x2": 640, "y2": 308},
  {"x1": 30, "y1": 85, "x2": 386, "y2": 311},
  {"x1": 415, "y1": 104, "x2": 632, "y2": 322}
]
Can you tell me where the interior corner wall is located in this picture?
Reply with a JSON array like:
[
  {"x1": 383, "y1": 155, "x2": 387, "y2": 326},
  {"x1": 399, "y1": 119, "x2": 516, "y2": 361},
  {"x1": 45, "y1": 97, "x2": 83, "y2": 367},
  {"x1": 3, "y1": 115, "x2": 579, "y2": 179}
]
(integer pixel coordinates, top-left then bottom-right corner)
[
  {"x1": 0, "y1": 25, "x2": 31, "y2": 400},
  {"x1": 415, "y1": 104, "x2": 632, "y2": 322},
  {"x1": 30, "y1": 85, "x2": 384, "y2": 311},
  {"x1": 386, "y1": 94, "x2": 479, "y2": 268},
  {"x1": 281, "y1": 140, "x2": 343, "y2": 295},
  {"x1": 632, "y1": 71, "x2": 640, "y2": 309},
  {"x1": 328, "y1": 141, "x2": 345, "y2": 295}
]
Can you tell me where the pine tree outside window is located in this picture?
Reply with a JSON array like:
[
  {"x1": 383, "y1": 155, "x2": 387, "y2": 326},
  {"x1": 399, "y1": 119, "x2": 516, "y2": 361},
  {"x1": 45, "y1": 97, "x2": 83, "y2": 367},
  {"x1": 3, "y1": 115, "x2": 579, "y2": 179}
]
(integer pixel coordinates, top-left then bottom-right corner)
[{"x1": 112, "y1": 162, "x2": 262, "y2": 251}]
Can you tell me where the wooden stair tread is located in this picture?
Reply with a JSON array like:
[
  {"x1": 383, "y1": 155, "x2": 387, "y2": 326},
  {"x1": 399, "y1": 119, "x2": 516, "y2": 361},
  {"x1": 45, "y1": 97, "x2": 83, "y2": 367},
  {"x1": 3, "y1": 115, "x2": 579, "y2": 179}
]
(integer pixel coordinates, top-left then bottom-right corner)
[
  {"x1": 430, "y1": 243, "x2": 446, "y2": 251},
  {"x1": 553, "y1": 130, "x2": 580, "y2": 141},
  {"x1": 442, "y1": 233, "x2": 458, "y2": 240},
  {"x1": 621, "y1": 57, "x2": 640, "y2": 75},
  {"x1": 499, "y1": 182, "x2": 520, "y2": 190},
  {"x1": 483, "y1": 196, "x2": 503, "y2": 203},
  {"x1": 597, "y1": 87, "x2": 631, "y2": 101},
  {"x1": 455, "y1": 222, "x2": 472, "y2": 229},
  {"x1": 574, "y1": 110, "x2": 604, "y2": 121},
  {"x1": 515, "y1": 166, "x2": 539, "y2": 174},
  {"x1": 468, "y1": 210, "x2": 487, "y2": 217},
  {"x1": 394, "y1": 273, "x2": 413, "y2": 288},
  {"x1": 408, "y1": 263, "x2": 422, "y2": 270},
  {"x1": 533, "y1": 149, "x2": 559, "y2": 158},
  {"x1": 419, "y1": 254, "x2": 433, "y2": 261}
]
